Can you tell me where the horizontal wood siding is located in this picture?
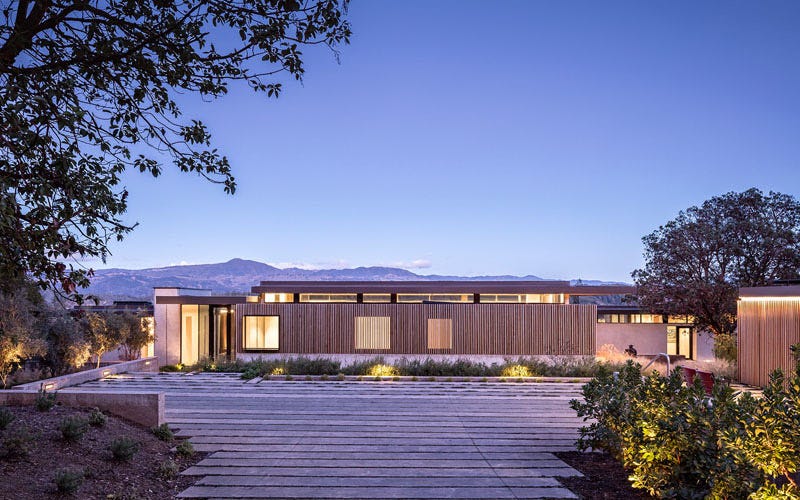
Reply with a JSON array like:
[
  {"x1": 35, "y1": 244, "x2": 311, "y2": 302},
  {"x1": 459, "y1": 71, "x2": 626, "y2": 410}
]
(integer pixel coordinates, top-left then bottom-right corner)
[
  {"x1": 233, "y1": 304, "x2": 596, "y2": 356},
  {"x1": 738, "y1": 299, "x2": 800, "y2": 387}
]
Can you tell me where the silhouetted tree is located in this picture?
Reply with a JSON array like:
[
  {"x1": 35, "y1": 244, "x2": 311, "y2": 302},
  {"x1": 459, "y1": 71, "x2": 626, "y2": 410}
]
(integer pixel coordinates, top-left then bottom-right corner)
[
  {"x1": 632, "y1": 189, "x2": 800, "y2": 359},
  {"x1": 0, "y1": 0, "x2": 351, "y2": 298}
]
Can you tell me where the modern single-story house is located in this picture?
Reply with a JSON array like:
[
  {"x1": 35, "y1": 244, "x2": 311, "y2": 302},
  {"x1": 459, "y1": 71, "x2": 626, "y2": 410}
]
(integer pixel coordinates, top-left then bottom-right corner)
[
  {"x1": 152, "y1": 280, "x2": 715, "y2": 366},
  {"x1": 738, "y1": 284, "x2": 800, "y2": 386}
]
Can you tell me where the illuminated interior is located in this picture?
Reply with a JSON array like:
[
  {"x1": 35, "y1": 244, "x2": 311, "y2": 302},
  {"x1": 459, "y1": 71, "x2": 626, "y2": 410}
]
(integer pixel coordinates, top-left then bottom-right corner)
[
  {"x1": 355, "y1": 316, "x2": 391, "y2": 349},
  {"x1": 362, "y1": 293, "x2": 391, "y2": 303},
  {"x1": 300, "y1": 293, "x2": 358, "y2": 303},
  {"x1": 397, "y1": 294, "x2": 473, "y2": 303},
  {"x1": 262, "y1": 293, "x2": 294, "y2": 303},
  {"x1": 242, "y1": 315, "x2": 279, "y2": 350},
  {"x1": 479, "y1": 294, "x2": 566, "y2": 304},
  {"x1": 597, "y1": 313, "x2": 664, "y2": 324},
  {"x1": 181, "y1": 305, "x2": 209, "y2": 365}
]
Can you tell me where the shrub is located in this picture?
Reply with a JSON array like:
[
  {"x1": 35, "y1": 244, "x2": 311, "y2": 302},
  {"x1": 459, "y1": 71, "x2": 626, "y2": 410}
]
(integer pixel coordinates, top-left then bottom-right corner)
[
  {"x1": 240, "y1": 366, "x2": 260, "y2": 380},
  {"x1": 284, "y1": 374, "x2": 293, "y2": 381},
  {"x1": 175, "y1": 439, "x2": 194, "y2": 457},
  {"x1": 1, "y1": 425, "x2": 34, "y2": 458},
  {"x1": 157, "y1": 459, "x2": 180, "y2": 479},
  {"x1": 368, "y1": 364, "x2": 398, "y2": 377},
  {"x1": 713, "y1": 333, "x2": 738, "y2": 363},
  {"x1": 109, "y1": 436, "x2": 139, "y2": 461},
  {"x1": 336, "y1": 373, "x2": 345, "y2": 381},
  {"x1": 88, "y1": 408, "x2": 107, "y2": 427},
  {"x1": 151, "y1": 423, "x2": 174, "y2": 442},
  {"x1": 36, "y1": 389, "x2": 57, "y2": 411},
  {"x1": 410, "y1": 376, "x2": 418, "y2": 381},
  {"x1": 54, "y1": 469, "x2": 83, "y2": 495},
  {"x1": 160, "y1": 364, "x2": 182, "y2": 372},
  {"x1": 0, "y1": 408, "x2": 14, "y2": 430},
  {"x1": 304, "y1": 375, "x2": 312, "y2": 381},
  {"x1": 320, "y1": 373, "x2": 329, "y2": 381},
  {"x1": 501, "y1": 364, "x2": 531, "y2": 378},
  {"x1": 59, "y1": 416, "x2": 89, "y2": 442}
]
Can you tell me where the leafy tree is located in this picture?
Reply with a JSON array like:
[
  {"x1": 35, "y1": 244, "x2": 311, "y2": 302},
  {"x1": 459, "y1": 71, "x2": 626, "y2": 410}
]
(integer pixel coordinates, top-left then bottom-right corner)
[
  {"x1": 108, "y1": 311, "x2": 154, "y2": 361},
  {"x1": 81, "y1": 312, "x2": 123, "y2": 368},
  {"x1": 0, "y1": 285, "x2": 46, "y2": 387},
  {"x1": 41, "y1": 310, "x2": 90, "y2": 375},
  {"x1": 632, "y1": 189, "x2": 800, "y2": 355},
  {"x1": 0, "y1": 0, "x2": 351, "y2": 297}
]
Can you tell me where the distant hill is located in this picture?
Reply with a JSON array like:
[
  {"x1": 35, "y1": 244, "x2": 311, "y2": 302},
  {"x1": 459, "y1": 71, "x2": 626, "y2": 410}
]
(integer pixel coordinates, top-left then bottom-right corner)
[{"x1": 82, "y1": 258, "x2": 628, "y2": 302}]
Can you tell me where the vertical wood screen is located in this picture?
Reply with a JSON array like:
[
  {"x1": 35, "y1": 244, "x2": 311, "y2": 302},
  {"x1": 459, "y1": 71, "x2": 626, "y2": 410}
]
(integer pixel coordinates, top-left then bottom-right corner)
[
  {"x1": 233, "y1": 303, "x2": 596, "y2": 356},
  {"x1": 738, "y1": 299, "x2": 800, "y2": 387},
  {"x1": 427, "y1": 319, "x2": 453, "y2": 349},
  {"x1": 354, "y1": 316, "x2": 391, "y2": 350}
]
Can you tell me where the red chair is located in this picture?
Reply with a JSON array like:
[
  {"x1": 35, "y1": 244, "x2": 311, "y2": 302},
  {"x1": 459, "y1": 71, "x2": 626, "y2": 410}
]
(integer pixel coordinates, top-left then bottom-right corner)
[
  {"x1": 680, "y1": 366, "x2": 697, "y2": 385},
  {"x1": 695, "y1": 370, "x2": 715, "y2": 396}
]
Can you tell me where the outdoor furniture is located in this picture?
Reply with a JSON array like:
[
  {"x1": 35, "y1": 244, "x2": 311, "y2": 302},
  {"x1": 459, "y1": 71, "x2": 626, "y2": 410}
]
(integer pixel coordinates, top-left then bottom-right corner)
[
  {"x1": 679, "y1": 366, "x2": 697, "y2": 385},
  {"x1": 695, "y1": 370, "x2": 715, "y2": 395}
]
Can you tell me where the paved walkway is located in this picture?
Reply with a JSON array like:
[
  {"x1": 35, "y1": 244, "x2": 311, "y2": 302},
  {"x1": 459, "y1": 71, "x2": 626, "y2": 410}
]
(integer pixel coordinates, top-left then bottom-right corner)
[{"x1": 76, "y1": 373, "x2": 586, "y2": 499}]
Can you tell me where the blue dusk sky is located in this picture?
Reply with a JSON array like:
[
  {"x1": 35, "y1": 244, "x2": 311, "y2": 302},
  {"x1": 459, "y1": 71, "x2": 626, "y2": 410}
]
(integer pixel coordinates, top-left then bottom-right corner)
[{"x1": 100, "y1": 0, "x2": 800, "y2": 283}]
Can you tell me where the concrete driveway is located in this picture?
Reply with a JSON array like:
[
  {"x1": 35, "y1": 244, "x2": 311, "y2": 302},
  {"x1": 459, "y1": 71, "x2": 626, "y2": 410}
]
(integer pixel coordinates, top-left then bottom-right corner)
[{"x1": 78, "y1": 373, "x2": 586, "y2": 499}]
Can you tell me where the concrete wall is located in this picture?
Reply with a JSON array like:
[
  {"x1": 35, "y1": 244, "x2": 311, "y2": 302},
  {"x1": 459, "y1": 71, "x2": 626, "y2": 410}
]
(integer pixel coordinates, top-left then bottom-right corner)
[
  {"x1": 597, "y1": 323, "x2": 667, "y2": 355},
  {"x1": 12, "y1": 357, "x2": 159, "y2": 392},
  {"x1": 0, "y1": 391, "x2": 164, "y2": 427},
  {"x1": 154, "y1": 289, "x2": 181, "y2": 366}
]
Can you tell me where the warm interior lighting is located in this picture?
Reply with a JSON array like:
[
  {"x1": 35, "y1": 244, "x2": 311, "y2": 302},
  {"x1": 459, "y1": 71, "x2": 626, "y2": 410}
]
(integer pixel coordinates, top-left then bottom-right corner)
[{"x1": 740, "y1": 296, "x2": 800, "y2": 302}]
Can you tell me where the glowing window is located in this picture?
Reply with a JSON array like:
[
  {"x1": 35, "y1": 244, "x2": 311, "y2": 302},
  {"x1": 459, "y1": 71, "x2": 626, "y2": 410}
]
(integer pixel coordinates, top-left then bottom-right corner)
[
  {"x1": 397, "y1": 294, "x2": 473, "y2": 303},
  {"x1": 263, "y1": 293, "x2": 293, "y2": 303},
  {"x1": 355, "y1": 317, "x2": 391, "y2": 349},
  {"x1": 363, "y1": 294, "x2": 391, "y2": 303},
  {"x1": 427, "y1": 319, "x2": 453, "y2": 349},
  {"x1": 300, "y1": 293, "x2": 357, "y2": 303},
  {"x1": 242, "y1": 316, "x2": 279, "y2": 350},
  {"x1": 480, "y1": 294, "x2": 524, "y2": 303}
]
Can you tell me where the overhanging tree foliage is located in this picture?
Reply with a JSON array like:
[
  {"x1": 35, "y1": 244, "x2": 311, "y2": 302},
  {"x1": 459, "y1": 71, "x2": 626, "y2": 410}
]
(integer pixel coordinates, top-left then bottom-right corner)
[
  {"x1": 0, "y1": 0, "x2": 351, "y2": 297},
  {"x1": 632, "y1": 189, "x2": 800, "y2": 344}
]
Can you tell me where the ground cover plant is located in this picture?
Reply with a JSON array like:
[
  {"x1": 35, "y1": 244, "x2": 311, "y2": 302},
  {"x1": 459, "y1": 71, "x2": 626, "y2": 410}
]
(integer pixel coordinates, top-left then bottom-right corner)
[
  {"x1": 173, "y1": 355, "x2": 630, "y2": 380},
  {"x1": 0, "y1": 404, "x2": 203, "y2": 498},
  {"x1": 571, "y1": 360, "x2": 800, "y2": 498}
]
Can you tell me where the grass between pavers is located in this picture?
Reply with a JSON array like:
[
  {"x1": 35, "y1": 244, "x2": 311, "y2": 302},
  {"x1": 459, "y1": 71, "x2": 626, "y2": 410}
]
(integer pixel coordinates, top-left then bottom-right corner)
[{"x1": 162, "y1": 355, "x2": 629, "y2": 381}]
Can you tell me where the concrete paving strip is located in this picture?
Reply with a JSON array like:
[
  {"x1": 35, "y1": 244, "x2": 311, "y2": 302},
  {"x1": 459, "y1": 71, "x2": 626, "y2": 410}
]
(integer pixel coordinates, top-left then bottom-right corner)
[{"x1": 75, "y1": 374, "x2": 588, "y2": 499}]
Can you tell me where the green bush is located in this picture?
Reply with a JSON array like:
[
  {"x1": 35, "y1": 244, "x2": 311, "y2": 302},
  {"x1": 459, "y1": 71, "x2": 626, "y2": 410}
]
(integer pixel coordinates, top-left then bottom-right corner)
[
  {"x1": 159, "y1": 364, "x2": 183, "y2": 372},
  {"x1": 713, "y1": 333, "x2": 738, "y2": 363},
  {"x1": 175, "y1": 439, "x2": 194, "y2": 457},
  {"x1": 0, "y1": 408, "x2": 14, "y2": 430},
  {"x1": 59, "y1": 416, "x2": 89, "y2": 442},
  {"x1": 109, "y1": 436, "x2": 139, "y2": 461},
  {"x1": 54, "y1": 469, "x2": 83, "y2": 495},
  {"x1": 88, "y1": 408, "x2": 107, "y2": 427},
  {"x1": 151, "y1": 423, "x2": 174, "y2": 442},
  {"x1": 1, "y1": 425, "x2": 34, "y2": 458},
  {"x1": 157, "y1": 459, "x2": 180, "y2": 479},
  {"x1": 336, "y1": 373, "x2": 345, "y2": 381},
  {"x1": 35, "y1": 389, "x2": 57, "y2": 411},
  {"x1": 572, "y1": 360, "x2": 800, "y2": 498}
]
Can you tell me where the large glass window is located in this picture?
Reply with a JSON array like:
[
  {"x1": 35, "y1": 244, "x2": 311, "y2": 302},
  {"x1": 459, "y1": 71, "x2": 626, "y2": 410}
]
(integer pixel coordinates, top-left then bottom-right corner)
[
  {"x1": 181, "y1": 305, "x2": 209, "y2": 365},
  {"x1": 300, "y1": 293, "x2": 357, "y2": 303},
  {"x1": 427, "y1": 319, "x2": 453, "y2": 349},
  {"x1": 355, "y1": 317, "x2": 390, "y2": 349},
  {"x1": 243, "y1": 316, "x2": 279, "y2": 350}
]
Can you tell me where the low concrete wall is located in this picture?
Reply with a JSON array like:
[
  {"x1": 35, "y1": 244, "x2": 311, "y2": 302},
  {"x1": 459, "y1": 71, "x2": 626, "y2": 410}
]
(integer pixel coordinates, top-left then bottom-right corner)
[
  {"x1": 11, "y1": 357, "x2": 159, "y2": 392},
  {"x1": 236, "y1": 353, "x2": 595, "y2": 366},
  {"x1": 0, "y1": 391, "x2": 164, "y2": 427}
]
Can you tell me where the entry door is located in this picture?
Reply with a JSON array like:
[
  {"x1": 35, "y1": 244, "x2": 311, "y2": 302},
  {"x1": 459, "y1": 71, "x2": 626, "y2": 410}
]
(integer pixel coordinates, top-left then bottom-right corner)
[
  {"x1": 678, "y1": 327, "x2": 693, "y2": 360},
  {"x1": 212, "y1": 307, "x2": 231, "y2": 360}
]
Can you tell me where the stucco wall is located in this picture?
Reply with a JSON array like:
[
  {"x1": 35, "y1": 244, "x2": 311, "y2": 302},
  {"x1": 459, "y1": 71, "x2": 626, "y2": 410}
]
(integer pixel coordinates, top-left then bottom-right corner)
[
  {"x1": 596, "y1": 323, "x2": 667, "y2": 355},
  {"x1": 154, "y1": 289, "x2": 181, "y2": 366}
]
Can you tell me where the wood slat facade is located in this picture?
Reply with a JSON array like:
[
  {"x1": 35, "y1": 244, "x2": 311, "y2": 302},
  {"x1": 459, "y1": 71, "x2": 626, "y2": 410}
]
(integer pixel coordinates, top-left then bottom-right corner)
[
  {"x1": 233, "y1": 303, "x2": 597, "y2": 356},
  {"x1": 738, "y1": 298, "x2": 800, "y2": 387}
]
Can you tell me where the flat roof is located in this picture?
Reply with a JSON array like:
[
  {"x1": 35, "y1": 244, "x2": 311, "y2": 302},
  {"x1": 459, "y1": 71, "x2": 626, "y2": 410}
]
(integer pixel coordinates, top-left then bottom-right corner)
[
  {"x1": 251, "y1": 281, "x2": 635, "y2": 296},
  {"x1": 740, "y1": 285, "x2": 800, "y2": 298},
  {"x1": 155, "y1": 296, "x2": 250, "y2": 305}
]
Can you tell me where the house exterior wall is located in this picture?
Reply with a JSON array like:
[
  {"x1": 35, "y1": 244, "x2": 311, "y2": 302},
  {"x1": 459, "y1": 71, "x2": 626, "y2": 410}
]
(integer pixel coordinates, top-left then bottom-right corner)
[
  {"x1": 596, "y1": 323, "x2": 667, "y2": 355},
  {"x1": 233, "y1": 303, "x2": 597, "y2": 356},
  {"x1": 738, "y1": 297, "x2": 800, "y2": 387},
  {"x1": 154, "y1": 289, "x2": 182, "y2": 366}
]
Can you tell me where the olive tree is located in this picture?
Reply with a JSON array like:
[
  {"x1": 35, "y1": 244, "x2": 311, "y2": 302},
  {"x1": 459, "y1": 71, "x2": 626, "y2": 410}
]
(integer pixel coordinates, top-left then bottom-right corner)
[
  {"x1": 0, "y1": 286, "x2": 45, "y2": 387},
  {"x1": 0, "y1": 0, "x2": 351, "y2": 298},
  {"x1": 108, "y1": 311, "x2": 154, "y2": 361},
  {"x1": 632, "y1": 189, "x2": 800, "y2": 360}
]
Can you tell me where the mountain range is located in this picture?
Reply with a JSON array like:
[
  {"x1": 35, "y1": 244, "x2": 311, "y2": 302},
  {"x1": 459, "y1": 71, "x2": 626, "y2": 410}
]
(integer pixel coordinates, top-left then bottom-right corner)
[{"x1": 84, "y1": 258, "x2": 627, "y2": 301}]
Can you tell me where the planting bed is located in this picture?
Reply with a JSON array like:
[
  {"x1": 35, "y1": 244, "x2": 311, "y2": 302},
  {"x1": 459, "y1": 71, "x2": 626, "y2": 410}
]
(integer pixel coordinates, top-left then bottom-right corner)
[{"x1": 0, "y1": 405, "x2": 203, "y2": 499}]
